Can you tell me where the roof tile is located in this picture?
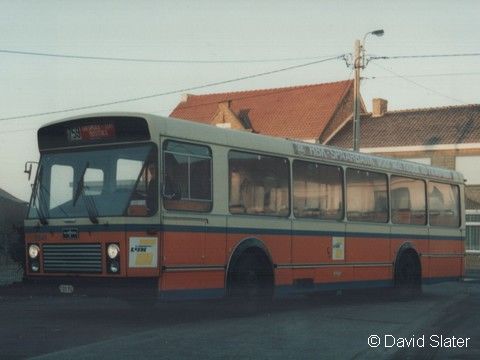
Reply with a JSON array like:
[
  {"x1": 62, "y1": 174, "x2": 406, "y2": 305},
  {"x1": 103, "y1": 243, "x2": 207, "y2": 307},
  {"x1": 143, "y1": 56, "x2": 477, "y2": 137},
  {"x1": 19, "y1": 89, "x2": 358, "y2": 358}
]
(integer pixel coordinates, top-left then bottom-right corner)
[
  {"x1": 170, "y1": 80, "x2": 353, "y2": 139},
  {"x1": 328, "y1": 104, "x2": 480, "y2": 148}
]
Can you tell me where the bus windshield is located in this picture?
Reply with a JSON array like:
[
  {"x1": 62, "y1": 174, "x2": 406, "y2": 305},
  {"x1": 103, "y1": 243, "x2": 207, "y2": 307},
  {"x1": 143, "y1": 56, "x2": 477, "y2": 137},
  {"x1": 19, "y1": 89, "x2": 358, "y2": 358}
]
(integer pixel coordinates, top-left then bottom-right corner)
[{"x1": 28, "y1": 143, "x2": 157, "y2": 220}]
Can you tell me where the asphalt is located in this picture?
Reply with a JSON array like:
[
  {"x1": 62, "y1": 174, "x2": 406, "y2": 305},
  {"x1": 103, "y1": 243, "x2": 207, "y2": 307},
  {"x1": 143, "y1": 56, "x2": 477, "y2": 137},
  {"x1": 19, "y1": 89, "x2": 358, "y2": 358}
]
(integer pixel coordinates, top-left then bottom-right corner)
[{"x1": 0, "y1": 279, "x2": 479, "y2": 359}]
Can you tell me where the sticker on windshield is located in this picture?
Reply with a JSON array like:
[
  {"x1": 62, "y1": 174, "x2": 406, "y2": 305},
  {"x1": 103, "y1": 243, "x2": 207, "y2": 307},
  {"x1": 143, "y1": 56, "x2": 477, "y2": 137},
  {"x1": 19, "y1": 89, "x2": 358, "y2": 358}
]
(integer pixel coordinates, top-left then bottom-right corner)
[{"x1": 129, "y1": 237, "x2": 158, "y2": 268}]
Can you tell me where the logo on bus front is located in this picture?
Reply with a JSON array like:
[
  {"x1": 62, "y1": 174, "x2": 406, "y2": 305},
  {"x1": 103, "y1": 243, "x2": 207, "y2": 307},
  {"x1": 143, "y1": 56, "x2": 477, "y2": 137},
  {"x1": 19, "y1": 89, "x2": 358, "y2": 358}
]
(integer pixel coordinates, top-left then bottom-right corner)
[{"x1": 63, "y1": 228, "x2": 78, "y2": 239}]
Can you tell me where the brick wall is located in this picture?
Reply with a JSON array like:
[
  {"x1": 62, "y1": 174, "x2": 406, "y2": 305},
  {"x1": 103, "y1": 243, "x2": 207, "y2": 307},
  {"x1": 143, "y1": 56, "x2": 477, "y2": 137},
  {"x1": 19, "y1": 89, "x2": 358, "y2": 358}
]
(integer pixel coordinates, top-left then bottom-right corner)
[{"x1": 319, "y1": 87, "x2": 356, "y2": 143}]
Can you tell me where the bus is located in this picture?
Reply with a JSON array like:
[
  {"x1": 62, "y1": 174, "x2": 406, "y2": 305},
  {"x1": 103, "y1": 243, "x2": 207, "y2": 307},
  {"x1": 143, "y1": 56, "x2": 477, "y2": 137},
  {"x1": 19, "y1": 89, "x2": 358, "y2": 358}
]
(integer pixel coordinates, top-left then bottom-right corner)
[{"x1": 24, "y1": 113, "x2": 465, "y2": 301}]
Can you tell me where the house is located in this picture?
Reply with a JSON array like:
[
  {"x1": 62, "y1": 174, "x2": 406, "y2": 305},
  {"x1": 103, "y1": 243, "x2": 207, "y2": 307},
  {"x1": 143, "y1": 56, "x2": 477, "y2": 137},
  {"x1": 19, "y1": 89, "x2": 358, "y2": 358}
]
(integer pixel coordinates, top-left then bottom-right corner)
[
  {"x1": 0, "y1": 188, "x2": 28, "y2": 261},
  {"x1": 170, "y1": 80, "x2": 363, "y2": 143}
]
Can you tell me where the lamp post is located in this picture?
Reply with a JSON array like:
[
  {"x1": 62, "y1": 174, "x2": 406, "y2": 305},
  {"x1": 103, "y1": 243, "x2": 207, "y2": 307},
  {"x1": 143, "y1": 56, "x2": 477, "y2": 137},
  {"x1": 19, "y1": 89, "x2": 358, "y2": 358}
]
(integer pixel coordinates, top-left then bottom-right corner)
[{"x1": 352, "y1": 29, "x2": 384, "y2": 152}]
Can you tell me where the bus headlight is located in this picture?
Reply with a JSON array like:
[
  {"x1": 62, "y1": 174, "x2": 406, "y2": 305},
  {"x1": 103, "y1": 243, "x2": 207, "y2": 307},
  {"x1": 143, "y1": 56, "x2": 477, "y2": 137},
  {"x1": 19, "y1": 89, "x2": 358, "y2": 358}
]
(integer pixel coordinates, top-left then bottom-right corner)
[
  {"x1": 107, "y1": 244, "x2": 120, "y2": 259},
  {"x1": 28, "y1": 244, "x2": 40, "y2": 259}
]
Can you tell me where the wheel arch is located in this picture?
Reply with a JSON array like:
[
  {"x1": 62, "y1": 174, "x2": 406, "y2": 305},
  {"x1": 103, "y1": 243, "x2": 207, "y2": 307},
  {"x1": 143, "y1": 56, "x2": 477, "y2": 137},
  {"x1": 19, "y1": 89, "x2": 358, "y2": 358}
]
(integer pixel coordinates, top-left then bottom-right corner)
[
  {"x1": 225, "y1": 237, "x2": 275, "y2": 290},
  {"x1": 393, "y1": 242, "x2": 422, "y2": 283}
]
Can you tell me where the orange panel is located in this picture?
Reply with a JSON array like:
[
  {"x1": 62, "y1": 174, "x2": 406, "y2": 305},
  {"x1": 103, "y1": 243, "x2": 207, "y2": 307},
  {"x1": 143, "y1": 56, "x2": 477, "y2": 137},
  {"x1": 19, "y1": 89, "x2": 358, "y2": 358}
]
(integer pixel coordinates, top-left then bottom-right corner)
[
  {"x1": 346, "y1": 237, "x2": 390, "y2": 263},
  {"x1": 259, "y1": 235, "x2": 291, "y2": 264},
  {"x1": 315, "y1": 266, "x2": 354, "y2": 283},
  {"x1": 163, "y1": 231, "x2": 204, "y2": 265},
  {"x1": 354, "y1": 266, "x2": 391, "y2": 281},
  {"x1": 161, "y1": 271, "x2": 224, "y2": 290},
  {"x1": 204, "y1": 233, "x2": 227, "y2": 264},
  {"x1": 291, "y1": 236, "x2": 330, "y2": 263},
  {"x1": 429, "y1": 239, "x2": 463, "y2": 254}
]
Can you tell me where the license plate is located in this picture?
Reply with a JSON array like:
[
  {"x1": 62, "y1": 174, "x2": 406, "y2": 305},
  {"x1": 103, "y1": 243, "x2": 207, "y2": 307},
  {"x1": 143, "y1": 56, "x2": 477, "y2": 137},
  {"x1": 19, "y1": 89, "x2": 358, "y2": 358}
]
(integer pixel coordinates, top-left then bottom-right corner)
[{"x1": 59, "y1": 284, "x2": 74, "y2": 294}]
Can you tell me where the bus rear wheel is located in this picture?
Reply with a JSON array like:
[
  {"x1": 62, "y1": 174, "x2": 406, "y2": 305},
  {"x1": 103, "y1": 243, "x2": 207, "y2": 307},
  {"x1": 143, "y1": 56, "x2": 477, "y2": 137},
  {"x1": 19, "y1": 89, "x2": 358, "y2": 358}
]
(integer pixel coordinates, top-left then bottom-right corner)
[
  {"x1": 394, "y1": 250, "x2": 421, "y2": 299},
  {"x1": 228, "y1": 250, "x2": 274, "y2": 307}
]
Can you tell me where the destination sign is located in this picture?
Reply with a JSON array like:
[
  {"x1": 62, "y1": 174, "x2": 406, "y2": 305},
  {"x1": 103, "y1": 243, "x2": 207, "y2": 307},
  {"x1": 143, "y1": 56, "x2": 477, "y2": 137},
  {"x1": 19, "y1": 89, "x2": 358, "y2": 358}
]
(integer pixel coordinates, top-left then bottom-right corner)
[
  {"x1": 38, "y1": 116, "x2": 150, "y2": 150},
  {"x1": 67, "y1": 123, "x2": 116, "y2": 142}
]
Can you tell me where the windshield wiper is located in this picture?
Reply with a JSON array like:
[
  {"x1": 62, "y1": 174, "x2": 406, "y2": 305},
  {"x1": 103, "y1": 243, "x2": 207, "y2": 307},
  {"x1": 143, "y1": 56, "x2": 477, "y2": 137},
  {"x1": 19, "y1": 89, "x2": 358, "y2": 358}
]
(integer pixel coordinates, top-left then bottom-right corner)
[
  {"x1": 83, "y1": 194, "x2": 99, "y2": 224},
  {"x1": 72, "y1": 162, "x2": 89, "y2": 206},
  {"x1": 72, "y1": 162, "x2": 99, "y2": 224}
]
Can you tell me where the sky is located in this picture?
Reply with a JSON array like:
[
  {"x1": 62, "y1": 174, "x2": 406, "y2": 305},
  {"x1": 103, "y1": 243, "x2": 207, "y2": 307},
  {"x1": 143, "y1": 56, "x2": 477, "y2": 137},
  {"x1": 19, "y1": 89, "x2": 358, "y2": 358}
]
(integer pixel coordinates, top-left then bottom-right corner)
[{"x1": 1, "y1": 0, "x2": 479, "y2": 202}]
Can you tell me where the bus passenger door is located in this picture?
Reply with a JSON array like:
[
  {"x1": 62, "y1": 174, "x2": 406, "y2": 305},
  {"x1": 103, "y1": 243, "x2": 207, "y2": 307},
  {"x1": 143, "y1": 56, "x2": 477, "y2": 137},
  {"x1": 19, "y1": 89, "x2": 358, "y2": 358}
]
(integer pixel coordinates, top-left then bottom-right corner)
[{"x1": 159, "y1": 138, "x2": 226, "y2": 295}]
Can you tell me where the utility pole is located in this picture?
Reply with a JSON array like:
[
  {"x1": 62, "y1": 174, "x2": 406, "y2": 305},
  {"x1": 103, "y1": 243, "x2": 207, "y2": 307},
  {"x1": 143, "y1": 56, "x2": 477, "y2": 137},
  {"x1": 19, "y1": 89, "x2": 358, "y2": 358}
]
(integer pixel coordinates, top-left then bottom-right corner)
[
  {"x1": 352, "y1": 29, "x2": 384, "y2": 152},
  {"x1": 353, "y1": 39, "x2": 361, "y2": 152}
]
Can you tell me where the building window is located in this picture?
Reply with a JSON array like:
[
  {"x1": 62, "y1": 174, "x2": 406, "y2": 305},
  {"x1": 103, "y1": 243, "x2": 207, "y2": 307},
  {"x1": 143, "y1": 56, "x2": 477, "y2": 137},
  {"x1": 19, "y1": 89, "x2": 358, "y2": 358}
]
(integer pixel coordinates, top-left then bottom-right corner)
[
  {"x1": 346, "y1": 168, "x2": 388, "y2": 223},
  {"x1": 292, "y1": 160, "x2": 343, "y2": 220},
  {"x1": 456, "y1": 156, "x2": 480, "y2": 185},
  {"x1": 466, "y1": 211, "x2": 480, "y2": 252},
  {"x1": 163, "y1": 140, "x2": 212, "y2": 212},
  {"x1": 390, "y1": 176, "x2": 426, "y2": 225},
  {"x1": 229, "y1": 151, "x2": 289, "y2": 216}
]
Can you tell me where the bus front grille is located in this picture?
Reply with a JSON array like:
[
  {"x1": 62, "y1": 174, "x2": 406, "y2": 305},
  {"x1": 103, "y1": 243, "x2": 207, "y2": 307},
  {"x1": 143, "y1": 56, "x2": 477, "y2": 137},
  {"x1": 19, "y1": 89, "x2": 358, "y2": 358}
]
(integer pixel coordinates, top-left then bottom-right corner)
[{"x1": 43, "y1": 244, "x2": 102, "y2": 273}]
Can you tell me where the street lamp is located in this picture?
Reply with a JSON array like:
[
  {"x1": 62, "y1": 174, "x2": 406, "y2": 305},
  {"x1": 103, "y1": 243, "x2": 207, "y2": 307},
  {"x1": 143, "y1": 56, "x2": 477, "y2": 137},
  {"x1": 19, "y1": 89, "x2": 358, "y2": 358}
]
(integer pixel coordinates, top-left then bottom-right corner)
[{"x1": 352, "y1": 29, "x2": 384, "y2": 152}]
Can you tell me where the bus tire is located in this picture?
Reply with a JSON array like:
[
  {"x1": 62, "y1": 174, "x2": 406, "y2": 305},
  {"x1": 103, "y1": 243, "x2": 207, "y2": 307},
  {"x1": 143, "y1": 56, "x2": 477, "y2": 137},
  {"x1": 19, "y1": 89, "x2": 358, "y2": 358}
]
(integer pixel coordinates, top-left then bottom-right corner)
[
  {"x1": 394, "y1": 249, "x2": 422, "y2": 299},
  {"x1": 227, "y1": 248, "x2": 274, "y2": 308}
]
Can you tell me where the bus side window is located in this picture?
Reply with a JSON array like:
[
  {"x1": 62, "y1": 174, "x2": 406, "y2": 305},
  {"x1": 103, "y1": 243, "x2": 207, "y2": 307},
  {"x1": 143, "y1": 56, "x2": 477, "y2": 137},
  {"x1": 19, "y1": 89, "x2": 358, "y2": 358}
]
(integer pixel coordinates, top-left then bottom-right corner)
[
  {"x1": 292, "y1": 160, "x2": 343, "y2": 220},
  {"x1": 346, "y1": 168, "x2": 388, "y2": 223},
  {"x1": 428, "y1": 182, "x2": 460, "y2": 227},
  {"x1": 228, "y1": 151, "x2": 289, "y2": 217},
  {"x1": 162, "y1": 140, "x2": 212, "y2": 212},
  {"x1": 393, "y1": 177, "x2": 426, "y2": 225}
]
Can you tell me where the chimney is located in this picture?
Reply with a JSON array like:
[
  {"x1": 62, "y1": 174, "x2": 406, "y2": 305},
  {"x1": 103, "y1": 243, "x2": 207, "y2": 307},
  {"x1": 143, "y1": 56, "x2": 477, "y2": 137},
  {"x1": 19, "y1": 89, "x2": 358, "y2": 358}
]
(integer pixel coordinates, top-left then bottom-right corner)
[
  {"x1": 372, "y1": 98, "x2": 388, "y2": 117},
  {"x1": 180, "y1": 93, "x2": 191, "y2": 103}
]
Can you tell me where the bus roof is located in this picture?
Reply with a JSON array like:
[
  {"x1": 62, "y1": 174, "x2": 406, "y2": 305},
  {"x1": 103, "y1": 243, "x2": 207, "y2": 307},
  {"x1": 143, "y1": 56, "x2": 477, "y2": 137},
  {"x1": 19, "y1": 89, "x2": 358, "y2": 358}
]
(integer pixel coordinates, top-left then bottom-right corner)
[{"x1": 39, "y1": 112, "x2": 465, "y2": 184}]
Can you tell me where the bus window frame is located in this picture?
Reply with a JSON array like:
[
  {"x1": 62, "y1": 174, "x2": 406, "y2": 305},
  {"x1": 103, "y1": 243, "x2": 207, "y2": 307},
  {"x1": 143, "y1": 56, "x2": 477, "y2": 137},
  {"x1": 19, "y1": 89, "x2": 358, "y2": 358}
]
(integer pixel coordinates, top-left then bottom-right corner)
[
  {"x1": 291, "y1": 159, "x2": 345, "y2": 222},
  {"x1": 162, "y1": 139, "x2": 213, "y2": 213},
  {"x1": 124, "y1": 146, "x2": 159, "y2": 217},
  {"x1": 227, "y1": 149, "x2": 291, "y2": 218},
  {"x1": 427, "y1": 180, "x2": 461, "y2": 228},
  {"x1": 345, "y1": 167, "x2": 390, "y2": 224},
  {"x1": 389, "y1": 174, "x2": 427, "y2": 226}
]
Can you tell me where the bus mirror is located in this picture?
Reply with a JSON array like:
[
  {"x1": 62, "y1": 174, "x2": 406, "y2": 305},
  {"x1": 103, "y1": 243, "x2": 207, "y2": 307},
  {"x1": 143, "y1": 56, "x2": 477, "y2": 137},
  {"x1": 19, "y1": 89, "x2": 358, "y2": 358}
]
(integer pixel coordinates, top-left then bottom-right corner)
[{"x1": 24, "y1": 161, "x2": 38, "y2": 182}]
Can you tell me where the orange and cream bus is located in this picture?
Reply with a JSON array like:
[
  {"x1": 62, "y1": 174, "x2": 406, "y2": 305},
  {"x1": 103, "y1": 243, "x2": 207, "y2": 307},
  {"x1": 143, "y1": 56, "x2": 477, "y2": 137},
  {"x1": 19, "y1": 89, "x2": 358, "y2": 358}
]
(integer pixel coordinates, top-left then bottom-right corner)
[{"x1": 24, "y1": 113, "x2": 465, "y2": 300}]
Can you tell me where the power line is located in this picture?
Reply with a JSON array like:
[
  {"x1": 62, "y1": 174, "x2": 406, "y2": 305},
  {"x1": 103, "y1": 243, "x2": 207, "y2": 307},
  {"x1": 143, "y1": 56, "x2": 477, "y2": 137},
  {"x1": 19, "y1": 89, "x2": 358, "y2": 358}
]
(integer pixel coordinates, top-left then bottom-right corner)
[
  {"x1": 0, "y1": 54, "x2": 345, "y2": 122},
  {"x1": 363, "y1": 71, "x2": 480, "y2": 80},
  {"x1": 0, "y1": 48, "x2": 338, "y2": 64},
  {"x1": 371, "y1": 62, "x2": 468, "y2": 105},
  {"x1": 368, "y1": 52, "x2": 480, "y2": 61}
]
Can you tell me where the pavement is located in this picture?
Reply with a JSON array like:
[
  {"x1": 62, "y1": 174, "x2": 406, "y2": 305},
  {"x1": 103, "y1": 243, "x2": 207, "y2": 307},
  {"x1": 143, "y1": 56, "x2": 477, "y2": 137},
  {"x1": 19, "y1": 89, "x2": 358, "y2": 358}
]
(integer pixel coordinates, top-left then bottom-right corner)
[{"x1": 0, "y1": 279, "x2": 479, "y2": 359}]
